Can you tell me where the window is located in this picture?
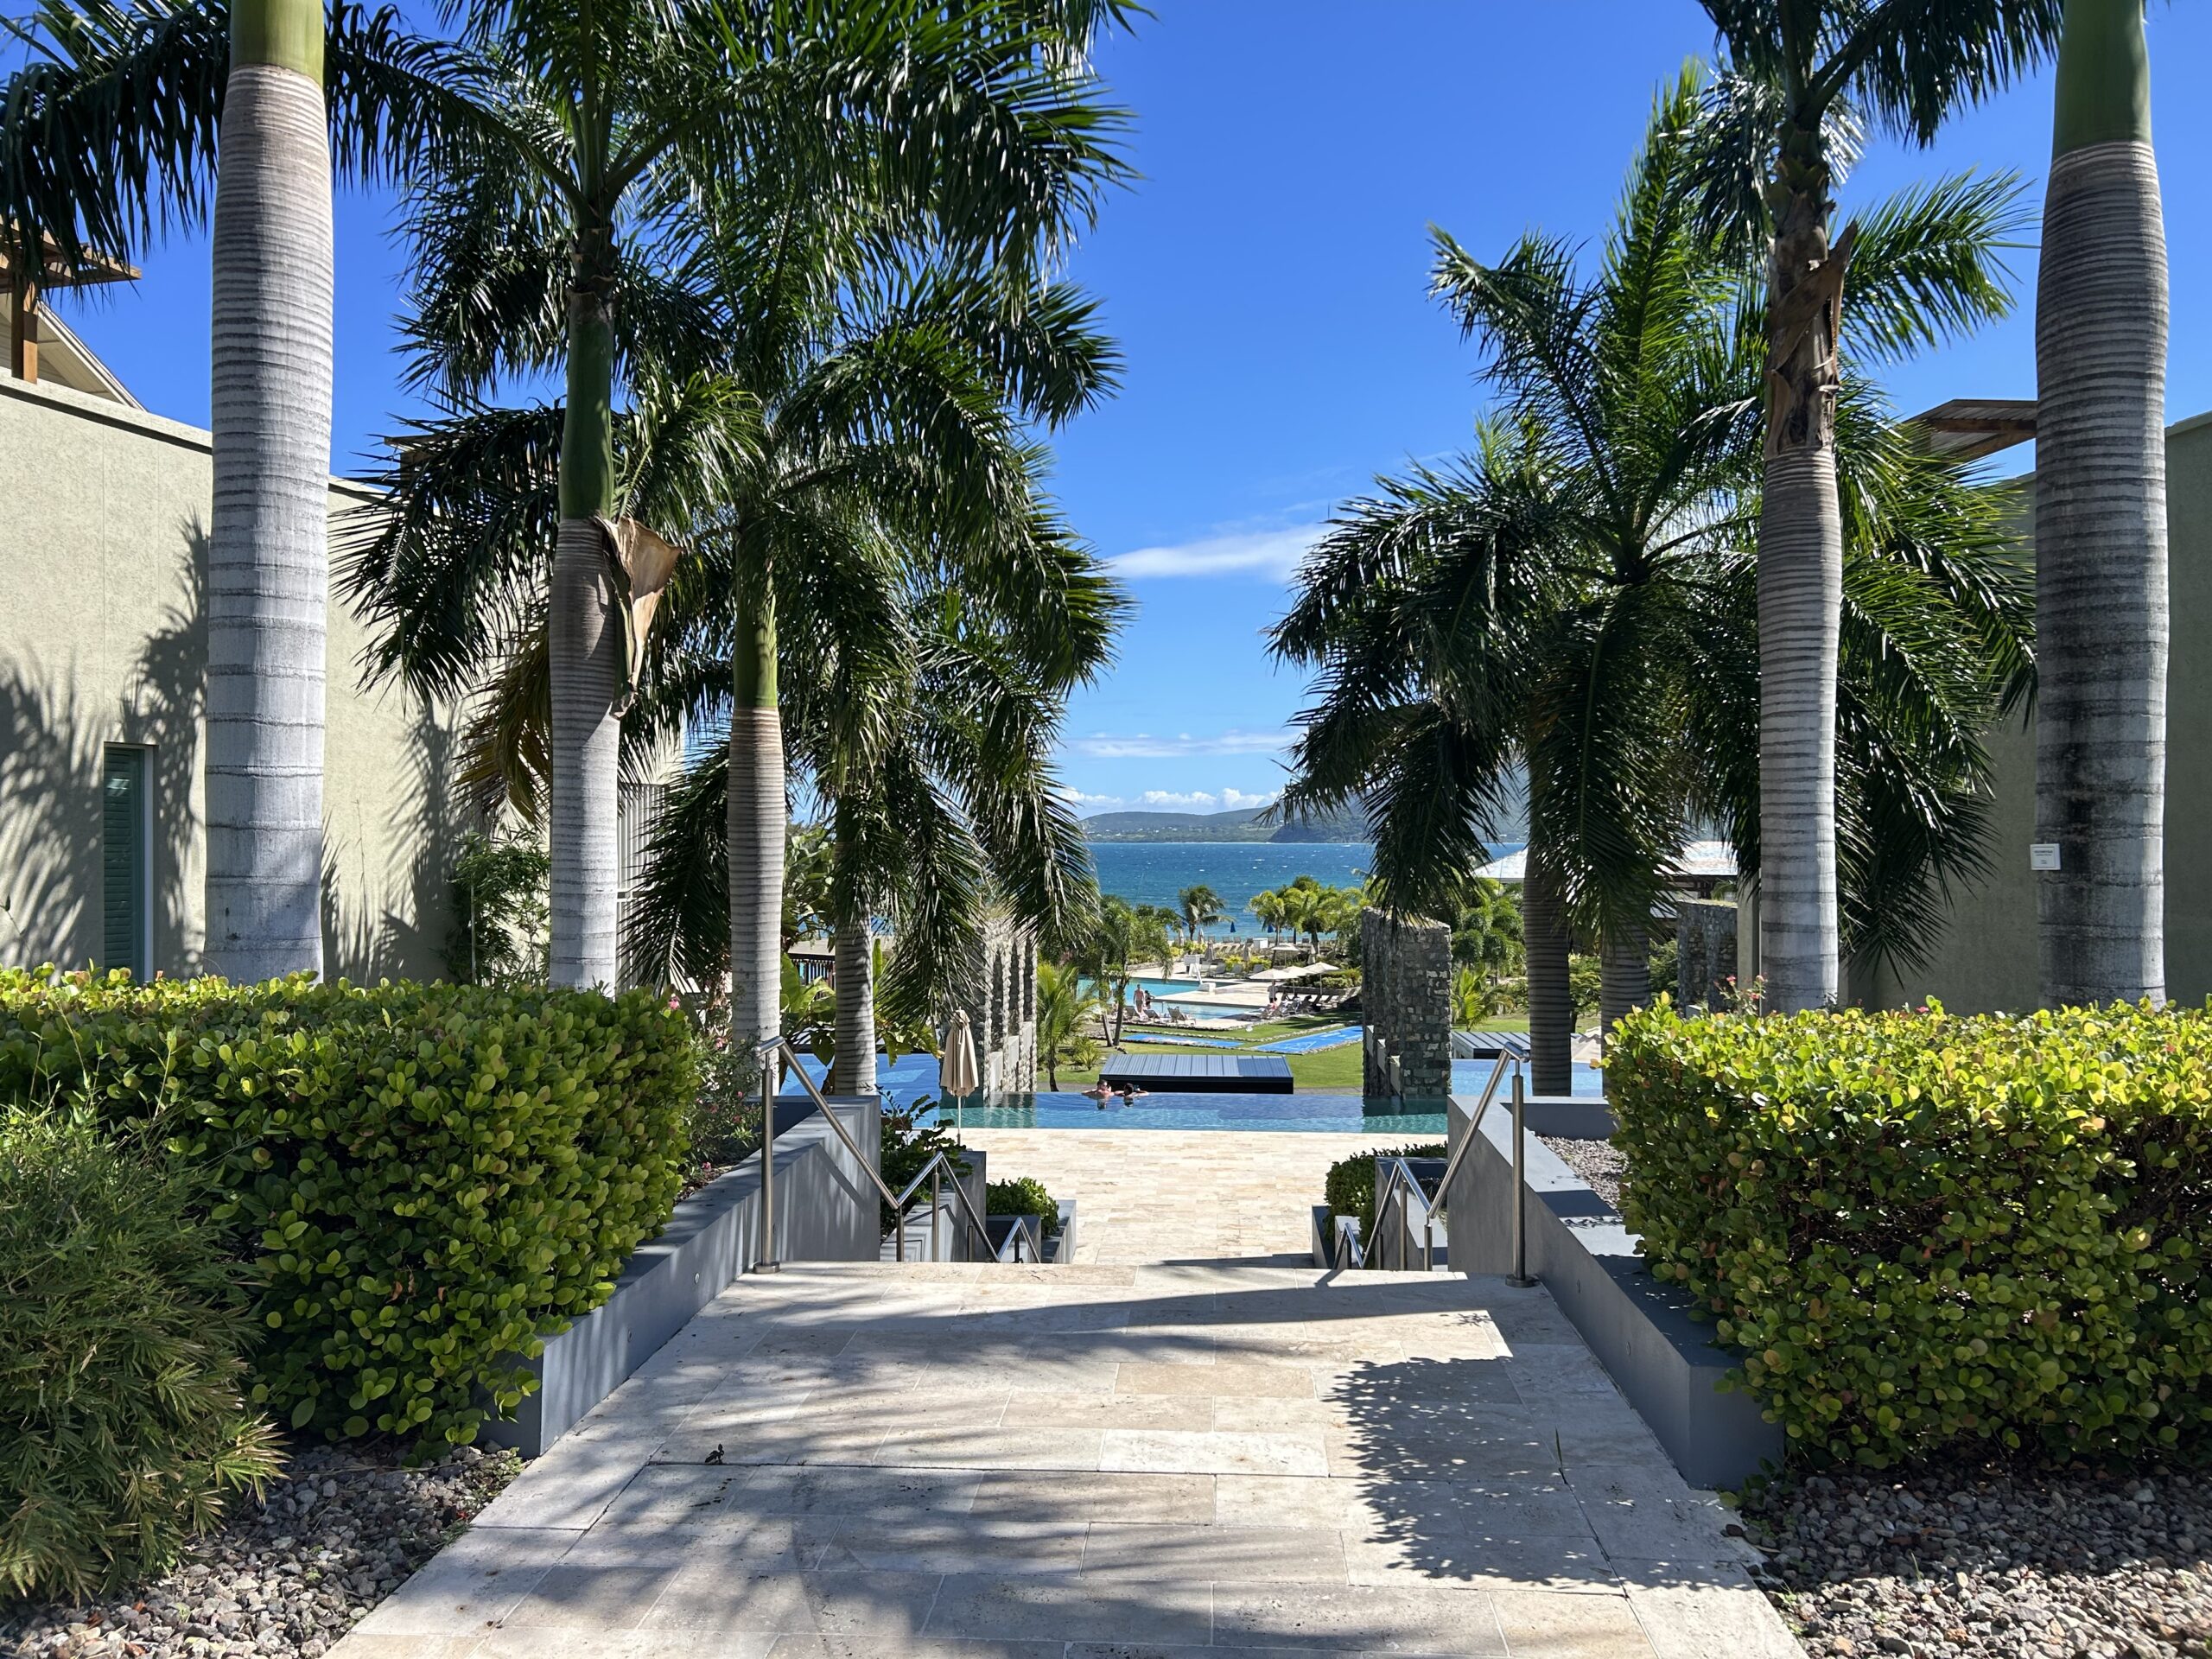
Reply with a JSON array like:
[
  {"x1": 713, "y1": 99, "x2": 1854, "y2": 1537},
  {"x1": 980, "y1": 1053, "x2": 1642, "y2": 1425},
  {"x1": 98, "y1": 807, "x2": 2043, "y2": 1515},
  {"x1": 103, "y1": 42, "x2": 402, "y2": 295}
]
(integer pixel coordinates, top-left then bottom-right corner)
[{"x1": 101, "y1": 746, "x2": 150, "y2": 980}]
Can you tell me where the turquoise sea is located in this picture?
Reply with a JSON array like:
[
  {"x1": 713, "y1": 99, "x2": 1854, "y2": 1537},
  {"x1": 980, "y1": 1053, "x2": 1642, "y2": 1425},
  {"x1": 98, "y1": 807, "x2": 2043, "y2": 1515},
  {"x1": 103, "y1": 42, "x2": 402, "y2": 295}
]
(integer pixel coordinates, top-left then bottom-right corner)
[
  {"x1": 1086, "y1": 841, "x2": 1371, "y2": 936},
  {"x1": 1086, "y1": 840, "x2": 1526, "y2": 936}
]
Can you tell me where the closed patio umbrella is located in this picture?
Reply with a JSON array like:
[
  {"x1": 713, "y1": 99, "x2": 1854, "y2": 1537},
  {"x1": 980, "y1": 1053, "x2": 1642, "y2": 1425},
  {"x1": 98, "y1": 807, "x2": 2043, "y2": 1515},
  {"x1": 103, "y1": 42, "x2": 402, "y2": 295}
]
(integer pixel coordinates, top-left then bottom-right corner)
[{"x1": 939, "y1": 1009, "x2": 981, "y2": 1098}]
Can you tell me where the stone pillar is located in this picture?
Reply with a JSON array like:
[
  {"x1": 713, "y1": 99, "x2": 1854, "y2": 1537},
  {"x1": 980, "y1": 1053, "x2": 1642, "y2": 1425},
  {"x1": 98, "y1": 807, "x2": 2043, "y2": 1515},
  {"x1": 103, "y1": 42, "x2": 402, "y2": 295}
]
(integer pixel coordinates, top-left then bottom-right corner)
[
  {"x1": 1674, "y1": 900, "x2": 1739, "y2": 1010},
  {"x1": 969, "y1": 918, "x2": 1039, "y2": 1096},
  {"x1": 1359, "y1": 907, "x2": 1452, "y2": 1100}
]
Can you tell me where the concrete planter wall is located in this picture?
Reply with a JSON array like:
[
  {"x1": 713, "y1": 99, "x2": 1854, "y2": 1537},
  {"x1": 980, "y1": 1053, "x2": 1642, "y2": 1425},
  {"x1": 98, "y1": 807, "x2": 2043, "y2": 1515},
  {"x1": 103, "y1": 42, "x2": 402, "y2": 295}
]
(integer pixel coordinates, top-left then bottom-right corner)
[
  {"x1": 1443, "y1": 1095, "x2": 1784, "y2": 1488},
  {"x1": 484, "y1": 1096, "x2": 881, "y2": 1459}
]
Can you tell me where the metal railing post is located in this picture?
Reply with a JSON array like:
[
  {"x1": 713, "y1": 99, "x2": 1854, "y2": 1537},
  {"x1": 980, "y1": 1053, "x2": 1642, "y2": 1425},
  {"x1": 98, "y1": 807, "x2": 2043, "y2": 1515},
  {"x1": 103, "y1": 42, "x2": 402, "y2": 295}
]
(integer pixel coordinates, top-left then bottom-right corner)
[
  {"x1": 754, "y1": 1048, "x2": 779, "y2": 1274},
  {"x1": 930, "y1": 1165, "x2": 942, "y2": 1262},
  {"x1": 1507, "y1": 1066, "x2": 1535, "y2": 1287}
]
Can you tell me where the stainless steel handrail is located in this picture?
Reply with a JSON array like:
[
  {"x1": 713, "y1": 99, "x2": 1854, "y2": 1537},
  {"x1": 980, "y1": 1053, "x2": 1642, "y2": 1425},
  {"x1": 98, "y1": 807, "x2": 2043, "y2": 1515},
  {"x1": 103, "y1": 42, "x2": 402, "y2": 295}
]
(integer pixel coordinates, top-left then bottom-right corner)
[
  {"x1": 1333, "y1": 1052, "x2": 1517, "y2": 1274},
  {"x1": 751, "y1": 1035, "x2": 1029, "y2": 1268}
]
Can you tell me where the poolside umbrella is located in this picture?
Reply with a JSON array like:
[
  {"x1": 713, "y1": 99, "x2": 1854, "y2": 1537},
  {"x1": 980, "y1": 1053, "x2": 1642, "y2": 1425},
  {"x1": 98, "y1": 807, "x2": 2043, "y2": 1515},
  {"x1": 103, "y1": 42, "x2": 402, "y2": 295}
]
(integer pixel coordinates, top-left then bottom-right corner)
[{"x1": 939, "y1": 1009, "x2": 981, "y2": 1098}]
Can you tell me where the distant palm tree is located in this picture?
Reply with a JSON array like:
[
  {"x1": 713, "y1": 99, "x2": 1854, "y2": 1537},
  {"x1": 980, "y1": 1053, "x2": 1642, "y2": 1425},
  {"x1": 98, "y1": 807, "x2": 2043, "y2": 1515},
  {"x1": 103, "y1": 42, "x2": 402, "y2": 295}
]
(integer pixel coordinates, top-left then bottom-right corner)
[
  {"x1": 2035, "y1": 0, "x2": 2167, "y2": 1007},
  {"x1": 1178, "y1": 884, "x2": 1224, "y2": 944},
  {"x1": 1691, "y1": 0, "x2": 2064, "y2": 1010},
  {"x1": 0, "y1": 0, "x2": 462, "y2": 978},
  {"x1": 1034, "y1": 960, "x2": 1103, "y2": 1089}
]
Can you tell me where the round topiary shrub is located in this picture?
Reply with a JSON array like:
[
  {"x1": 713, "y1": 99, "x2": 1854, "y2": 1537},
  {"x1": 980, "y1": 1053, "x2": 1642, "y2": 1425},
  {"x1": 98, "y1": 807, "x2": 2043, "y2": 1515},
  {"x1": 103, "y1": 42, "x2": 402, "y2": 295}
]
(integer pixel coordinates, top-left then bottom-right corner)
[{"x1": 0, "y1": 1111, "x2": 282, "y2": 1601}]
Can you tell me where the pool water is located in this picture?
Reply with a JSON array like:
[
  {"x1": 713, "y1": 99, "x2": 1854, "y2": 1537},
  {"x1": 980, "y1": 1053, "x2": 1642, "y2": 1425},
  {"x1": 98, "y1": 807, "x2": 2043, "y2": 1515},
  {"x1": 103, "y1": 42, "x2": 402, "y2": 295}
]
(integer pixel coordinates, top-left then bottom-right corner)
[
  {"x1": 1079, "y1": 976, "x2": 1205, "y2": 1003},
  {"x1": 786, "y1": 1050, "x2": 1602, "y2": 1132},
  {"x1": 1250, "y1": 1025, "x2": 1361, "y2": 1054}
]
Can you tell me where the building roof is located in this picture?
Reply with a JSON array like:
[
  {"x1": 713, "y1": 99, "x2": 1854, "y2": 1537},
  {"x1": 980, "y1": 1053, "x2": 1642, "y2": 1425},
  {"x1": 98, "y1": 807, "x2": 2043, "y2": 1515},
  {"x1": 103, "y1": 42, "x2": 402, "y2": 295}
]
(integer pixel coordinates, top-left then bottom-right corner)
[
  {"x1": 1908, "y1": 398, "x2": 2037, "y2": 461},
  {"x1": 1475, "y1": 839, "x2": 1737, "y2": 884},
  {"x1": 4, "y1": 289, "x2": 139, "y2": 405}
]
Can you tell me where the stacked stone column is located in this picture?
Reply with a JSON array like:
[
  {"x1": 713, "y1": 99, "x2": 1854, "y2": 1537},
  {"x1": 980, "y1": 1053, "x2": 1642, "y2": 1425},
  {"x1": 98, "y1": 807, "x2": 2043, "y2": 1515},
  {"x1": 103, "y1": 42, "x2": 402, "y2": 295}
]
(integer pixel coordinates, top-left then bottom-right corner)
[{"x1": 1359, "y1": 908, "x2": 1452, "y2": 1100}]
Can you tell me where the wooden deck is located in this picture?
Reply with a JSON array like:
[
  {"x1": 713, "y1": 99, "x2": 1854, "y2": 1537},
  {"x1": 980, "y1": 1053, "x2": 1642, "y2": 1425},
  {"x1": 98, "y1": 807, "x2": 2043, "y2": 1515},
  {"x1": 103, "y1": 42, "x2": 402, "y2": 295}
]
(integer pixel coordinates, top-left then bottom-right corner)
[{"x1": 1096, "y1": 1052, "x2": 1296, "y2": 1094}]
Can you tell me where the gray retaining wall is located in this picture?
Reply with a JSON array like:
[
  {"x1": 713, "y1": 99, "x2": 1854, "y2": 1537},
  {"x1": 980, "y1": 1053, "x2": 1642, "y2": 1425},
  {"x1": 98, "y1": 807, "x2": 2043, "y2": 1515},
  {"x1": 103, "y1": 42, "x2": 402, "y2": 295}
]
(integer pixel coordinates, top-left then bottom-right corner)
[
  {"x1": 483, "y1": 1096, "x2": 881, "y2": 1458},
  {"x1": 1443, "y1": 1094, "x2": 1784, "y2": 1488}
]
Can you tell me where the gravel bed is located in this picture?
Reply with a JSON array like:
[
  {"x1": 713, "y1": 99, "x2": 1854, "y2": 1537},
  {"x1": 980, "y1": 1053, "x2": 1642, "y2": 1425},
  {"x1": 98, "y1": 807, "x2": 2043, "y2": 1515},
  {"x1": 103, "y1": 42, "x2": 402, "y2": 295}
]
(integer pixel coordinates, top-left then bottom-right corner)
[
  {"x1": 3, "y1": 1441, "x2": 521, "y2": 1659},
  {"x1": 1739, "y1": 1462, "x2": 2212, "y2": 1658},
  {"x1": 1537, "y1": 1133, "x2": 1626, "y2": 1209}
]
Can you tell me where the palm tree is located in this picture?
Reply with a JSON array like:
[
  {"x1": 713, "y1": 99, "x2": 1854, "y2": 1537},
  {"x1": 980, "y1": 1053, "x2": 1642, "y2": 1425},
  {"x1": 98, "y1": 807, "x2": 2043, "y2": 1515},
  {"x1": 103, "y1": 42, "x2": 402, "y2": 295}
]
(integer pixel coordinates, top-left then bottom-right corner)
[
  {"x1": 383, "y1": 0, "x2": 1129, "y2": 994},
  {"x1": 1079, "y1": 896, "x2": 1169, "y2": 1046},
  {"x1": 1274, "y1": 78, "x2": 2035, "y2": 1088},
  {"x1": 1692, "y1": 0, "x2": 2063, "y2": 1011},
  {"x1": 2035, "y1": 0, "x2": 2167, "y2": 1007},
  {"x1": 1178, "y1": 884, "x2": 1223, "y2": 945},
  {"x1": 0, "y1": 0, "x2": 463, "y2": 978},
  {"x1": 1249, "y1": 887, "x2": 1286, "y2": 939},
  {"x1": 1033, "y1": 960, "x2": 1102, "y2": 1089},
  {"x1": 804, "y1": 533, "x2": 1119, "y2": 1096}
]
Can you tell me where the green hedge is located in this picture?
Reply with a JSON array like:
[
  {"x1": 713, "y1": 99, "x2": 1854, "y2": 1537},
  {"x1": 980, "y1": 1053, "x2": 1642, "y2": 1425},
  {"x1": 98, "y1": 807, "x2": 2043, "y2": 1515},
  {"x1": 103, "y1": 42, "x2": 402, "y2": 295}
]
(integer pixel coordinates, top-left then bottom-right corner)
[
  {"x1": 1, "y1": 1111, "x2": 282, "y2": 1600},
  {"x1": 986, "y1": 1175, "x2": 1062, "y2": 1239},
  {"x1": 0, "y1": 970, "x2": 695, "y2": 1451},
  {"x1": 1325, "y1": 1143, "x2": 1446, "y2": 1236},
  {"x1": 1609, "y1": 1001, "x2": 2212, "y2": 1466}
]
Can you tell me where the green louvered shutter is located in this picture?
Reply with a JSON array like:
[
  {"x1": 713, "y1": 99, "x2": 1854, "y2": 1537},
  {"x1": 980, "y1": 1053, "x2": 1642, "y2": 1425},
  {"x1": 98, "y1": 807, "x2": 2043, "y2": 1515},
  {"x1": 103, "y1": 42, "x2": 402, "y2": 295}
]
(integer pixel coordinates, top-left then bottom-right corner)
[{"x1": 102, "y1": 746, "x2": 149, "y2": 978}]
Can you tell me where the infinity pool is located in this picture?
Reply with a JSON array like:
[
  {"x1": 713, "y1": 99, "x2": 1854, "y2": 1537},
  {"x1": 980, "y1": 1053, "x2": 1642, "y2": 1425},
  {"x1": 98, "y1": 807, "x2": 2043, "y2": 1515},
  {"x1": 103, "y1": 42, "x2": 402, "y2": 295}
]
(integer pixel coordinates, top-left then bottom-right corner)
[{"x1": 787, "y1": 1052, "x2": 1601, "y2": 1132}]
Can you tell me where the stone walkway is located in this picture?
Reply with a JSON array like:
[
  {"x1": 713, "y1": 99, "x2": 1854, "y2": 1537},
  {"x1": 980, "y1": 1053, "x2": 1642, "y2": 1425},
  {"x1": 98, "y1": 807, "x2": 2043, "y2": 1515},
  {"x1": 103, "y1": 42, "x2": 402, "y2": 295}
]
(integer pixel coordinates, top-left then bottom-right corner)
[{"x1": 335, "y1": 1130, "x2": 1801, "y2": 1659}]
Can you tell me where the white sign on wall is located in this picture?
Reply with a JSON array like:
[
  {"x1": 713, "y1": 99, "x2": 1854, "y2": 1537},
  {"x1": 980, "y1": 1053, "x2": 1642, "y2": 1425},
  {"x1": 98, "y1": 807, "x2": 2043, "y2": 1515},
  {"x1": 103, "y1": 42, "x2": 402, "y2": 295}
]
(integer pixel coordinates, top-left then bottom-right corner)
[{"x1": 2030, "y1": 843, "x2": 2062, "y2": 872}]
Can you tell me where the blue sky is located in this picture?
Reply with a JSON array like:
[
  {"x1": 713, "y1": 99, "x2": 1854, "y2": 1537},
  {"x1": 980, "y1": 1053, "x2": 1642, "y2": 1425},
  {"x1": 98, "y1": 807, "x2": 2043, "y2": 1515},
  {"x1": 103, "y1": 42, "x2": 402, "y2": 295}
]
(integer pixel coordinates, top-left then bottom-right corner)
[{"x1": 35, "y1": 2, "x2": 2212, "y2": 819}]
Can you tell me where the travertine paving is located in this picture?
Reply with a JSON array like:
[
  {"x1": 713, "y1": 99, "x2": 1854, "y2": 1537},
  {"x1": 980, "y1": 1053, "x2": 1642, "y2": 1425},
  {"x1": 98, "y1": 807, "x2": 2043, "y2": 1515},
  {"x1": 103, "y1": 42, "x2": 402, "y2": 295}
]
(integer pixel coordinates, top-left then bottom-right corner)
[{"x1": 335, "y1": 1129, "x2": 1800, "y2": 1659}]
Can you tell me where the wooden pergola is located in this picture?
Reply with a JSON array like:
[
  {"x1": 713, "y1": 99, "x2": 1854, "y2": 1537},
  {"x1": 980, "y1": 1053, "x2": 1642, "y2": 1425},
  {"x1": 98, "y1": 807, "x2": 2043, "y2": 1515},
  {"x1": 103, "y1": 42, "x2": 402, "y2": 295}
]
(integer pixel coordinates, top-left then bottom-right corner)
[{"x1": 3, "y1": 232, "x2": 137, "y2": 383}]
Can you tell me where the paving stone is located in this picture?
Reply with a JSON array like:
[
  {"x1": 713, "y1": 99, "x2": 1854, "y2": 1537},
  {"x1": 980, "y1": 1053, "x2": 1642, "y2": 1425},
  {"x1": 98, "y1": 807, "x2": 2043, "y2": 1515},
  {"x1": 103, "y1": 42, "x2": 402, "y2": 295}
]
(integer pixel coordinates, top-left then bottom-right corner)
[
  {"x1": 1101, "y1": 1428, "x2": 1329, "y2": 1478},
  {"x1": 1210, "y1": 1581, "x2": 1509, "y2": 1654},
  {"x1": 349, "y1": 1528, "x2": 578, "y2": 1637},
  {"x1": 332, "y1": 1130, "x2": 1797, "y2": 1659},
  {"x1": 921, "y1": 1573, "x2": 1214, "y2": 1644},
  {"x1": 1080, "y1": 1523, "x2": 1350, "y2": 1583}
]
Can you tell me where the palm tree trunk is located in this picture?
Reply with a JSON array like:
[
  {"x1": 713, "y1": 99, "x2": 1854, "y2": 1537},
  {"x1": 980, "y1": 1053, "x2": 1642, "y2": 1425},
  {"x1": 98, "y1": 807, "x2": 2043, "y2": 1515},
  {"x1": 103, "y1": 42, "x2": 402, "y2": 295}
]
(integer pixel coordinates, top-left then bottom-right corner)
[
  {"x1": 204, "y1": 0, "x2": 331, "y2": 982},
  {"x1": 1757, "y1": 167, "x2": 1848, "y2": 1014},
  {"x1": 830, "y1": 920, "x2": 877, "y2": 1095},
  {"x1": 2036, "y1": 0, "x2": 2168, "y2": 1007},
  {"x1": 548, "y1": 234, "x2": 621, "y2": 988},
  {"x1": 1599, "y1": 918, "x2": 1649, "y2": 1037},
  {"x1": 1523, "y1": 861, "x2": 1572, "y2": 1096},
  {"x1": 728, "y1": 577, "x2": 785, "y2": 1065}
]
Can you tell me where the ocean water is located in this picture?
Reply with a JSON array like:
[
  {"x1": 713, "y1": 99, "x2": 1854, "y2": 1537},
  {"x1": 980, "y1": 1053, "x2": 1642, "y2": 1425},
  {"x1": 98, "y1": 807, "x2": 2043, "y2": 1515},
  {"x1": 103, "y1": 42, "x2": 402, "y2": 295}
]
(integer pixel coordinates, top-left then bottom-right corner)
[
  {"x1": 1086, "y1": 842, "x2": 1372, "y2": 935},
  {"x1": 1085, "y1": 840, "x2": 1526, "y2": 936}
]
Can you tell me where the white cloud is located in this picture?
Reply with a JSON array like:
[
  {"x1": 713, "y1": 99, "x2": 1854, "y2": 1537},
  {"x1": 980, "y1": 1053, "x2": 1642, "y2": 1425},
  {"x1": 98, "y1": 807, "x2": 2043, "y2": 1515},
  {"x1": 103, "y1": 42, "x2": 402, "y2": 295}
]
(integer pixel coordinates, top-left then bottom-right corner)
[
  {"x1": 1058, "y1": 785, "x2": 1282, "y2": 816},
  {"x1": 1135, "y1": 788, "x2": 1280, "y2": 814},
  {"x1": 1109, "y1": 524, "x2": 1323, "y2": 581},
  {"x1": 1067, "y1": 728, "x2": 1294, "y2": 760}
]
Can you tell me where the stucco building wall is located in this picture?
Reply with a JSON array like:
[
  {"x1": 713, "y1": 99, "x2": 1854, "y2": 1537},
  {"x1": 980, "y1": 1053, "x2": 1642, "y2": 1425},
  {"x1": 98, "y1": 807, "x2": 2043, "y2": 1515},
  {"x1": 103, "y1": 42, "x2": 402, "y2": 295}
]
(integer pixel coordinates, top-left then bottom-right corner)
[
  {"x1": 0, "y1": 373, "x2": 454, "y2": 981},
  {"x1": 1758, "y1": 413, "x2": 2212, "y2": 1013}
]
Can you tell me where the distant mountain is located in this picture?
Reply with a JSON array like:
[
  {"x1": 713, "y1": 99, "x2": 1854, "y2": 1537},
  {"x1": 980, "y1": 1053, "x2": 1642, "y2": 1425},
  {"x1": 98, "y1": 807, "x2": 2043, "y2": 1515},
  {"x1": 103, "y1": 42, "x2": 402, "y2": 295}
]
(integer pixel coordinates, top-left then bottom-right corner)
[
  {"x1": 1267, "y1": 799, "x2": 1371, "y2": 843},
  {"x1": 1080, "y1": 807, "x2": 1274, "y2": 843},
  {"x1": 1080, "y1": 801, "x2": 1375, "y2": 844}
]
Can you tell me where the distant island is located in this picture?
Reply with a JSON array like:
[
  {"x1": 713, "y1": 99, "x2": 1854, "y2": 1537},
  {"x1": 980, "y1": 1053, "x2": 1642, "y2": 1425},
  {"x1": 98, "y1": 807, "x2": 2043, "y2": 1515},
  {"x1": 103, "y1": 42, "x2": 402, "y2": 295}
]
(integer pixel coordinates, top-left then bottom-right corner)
[{"x1": 1081, "y1": 802, "x2": 1372, "y2": 844}]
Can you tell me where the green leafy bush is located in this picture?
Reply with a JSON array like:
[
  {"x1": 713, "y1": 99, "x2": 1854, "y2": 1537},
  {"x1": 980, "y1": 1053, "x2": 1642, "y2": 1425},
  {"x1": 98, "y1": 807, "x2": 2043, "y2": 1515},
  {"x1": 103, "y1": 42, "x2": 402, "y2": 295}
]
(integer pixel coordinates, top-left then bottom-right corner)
[
  {"x1": 1609, "y1": 1000, "x2": 2212, "y2": 1466},
  {"x1": 0, "y1": 969, "x2": 695, "y2": 1451},
  {"x1": 687, "y1": 1040, "x2": 764, "y2": 1172},
  {"x1": 878, "y1": 1096, "x2": 969, "y2": 1236},
  {"x1": 1325, "y1": 1143, "x2": 1446, "y2": 1235},
  {"x1": 986, "y1": 1175, "x2": 1062, "y2": 1238},
  {"x1": 0, "y1": 1111, "x2": 283, "y2": 1601},
  {"x1": 444, "y1": 830, "x2": 550, "y2": 984}
]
